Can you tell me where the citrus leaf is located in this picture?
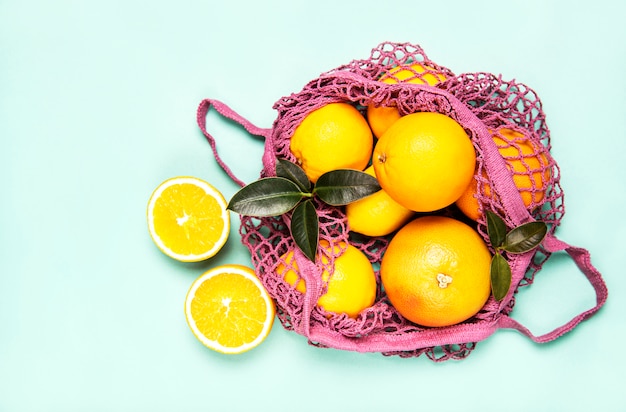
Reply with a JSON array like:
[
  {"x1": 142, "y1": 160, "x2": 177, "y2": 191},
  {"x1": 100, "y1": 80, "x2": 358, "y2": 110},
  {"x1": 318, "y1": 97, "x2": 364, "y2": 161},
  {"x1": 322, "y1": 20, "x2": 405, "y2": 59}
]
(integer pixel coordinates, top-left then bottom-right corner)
[
  {"x1": 290, "y1": 199, "x2": 319, "y2": 262},
  {"x1": 502, "y1": 221, "x2": 548, "y2": 254},
  {"x1": 486, "y1": 210, "x2": 507, "y2": 248},
  {"x1": 313, "y1": 169, "x2": 381, "y2": 206},
  {"x1": 227, "y1": 177, "x2": 305, "y2": 217},
  {"x1": 276, "y1": 158, "x2": 311, "y2": 192},
  {"x1": 490, "y1": 252, "x2": 512, "y2": 302}
]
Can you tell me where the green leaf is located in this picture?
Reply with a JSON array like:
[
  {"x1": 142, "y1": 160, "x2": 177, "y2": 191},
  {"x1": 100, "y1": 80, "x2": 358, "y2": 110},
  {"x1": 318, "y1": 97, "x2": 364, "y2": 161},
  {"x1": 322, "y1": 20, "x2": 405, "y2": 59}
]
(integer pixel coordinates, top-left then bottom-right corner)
[
  {"x1": 486, "y1": 210, "x2": 507, "y2": 248},
  {"x1": 290, "y1": 199, "x2": 319, "y2": 262},
  {"x1": 275, "y1": 158, "x2": 311, "y2": 192},
  {"x1": 502, "y1": 221, "x2": 548, "y2": 254},
  {"x1": 313, "y1": 169, "x2": 381, "y2": 206},
  {"x1": 490, "y1": 252, "x2": 512, "y2": 302},
  {"x1": 227, "y1": 177, "x2": 305, "y2": 217}
]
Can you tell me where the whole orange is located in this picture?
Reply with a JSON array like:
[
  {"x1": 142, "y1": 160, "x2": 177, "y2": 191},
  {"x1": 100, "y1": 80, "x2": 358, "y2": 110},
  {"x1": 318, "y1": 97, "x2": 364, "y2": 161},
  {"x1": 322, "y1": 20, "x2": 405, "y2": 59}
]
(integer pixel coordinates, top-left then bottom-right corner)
[
  {"x1": 345, "y1": 166, "x2": 415, "y2": 237},
  {"x1": 276, "y1": 241, "x2": 377, "y2": 319},
  {"x1": 367, "y1": 63, "x2": 447, "y2": 139},
  {"x1": 380, "y1": 216, "x2": 492, "y2": 327},
  {"x1": 290, "y1": 102, "x2": 373, "y2": 183},
  {"x1": 372, "y1": 112, "x2": 475, "y2": 212},
  {"x1": 456, "y1": 128, "x2": 551, "y2": 220}
]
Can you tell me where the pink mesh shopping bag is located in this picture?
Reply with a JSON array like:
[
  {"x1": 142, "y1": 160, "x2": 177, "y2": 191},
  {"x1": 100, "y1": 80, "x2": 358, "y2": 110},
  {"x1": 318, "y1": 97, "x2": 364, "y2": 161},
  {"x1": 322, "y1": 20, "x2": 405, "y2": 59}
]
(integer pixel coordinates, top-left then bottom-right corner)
[{"x1": 196, "y1": 42, "x2": 608, "y2": 361}]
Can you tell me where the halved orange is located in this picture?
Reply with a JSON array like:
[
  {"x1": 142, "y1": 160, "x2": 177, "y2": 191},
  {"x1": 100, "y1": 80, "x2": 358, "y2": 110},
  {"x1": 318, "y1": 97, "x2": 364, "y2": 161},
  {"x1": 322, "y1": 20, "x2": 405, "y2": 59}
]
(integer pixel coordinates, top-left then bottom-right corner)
[
  {"x1": 147, "y1": 176, "x2": 230, "y2": 262},
  {"x1": 185, "y1": 265, "x2": 275, "y2": 354}
]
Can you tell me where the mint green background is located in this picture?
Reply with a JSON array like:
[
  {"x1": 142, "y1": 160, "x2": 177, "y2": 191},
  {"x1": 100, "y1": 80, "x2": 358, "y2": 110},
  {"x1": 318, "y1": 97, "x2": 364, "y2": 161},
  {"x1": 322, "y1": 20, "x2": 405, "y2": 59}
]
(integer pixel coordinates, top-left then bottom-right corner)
[{"x1": 1, "y1": 0, "x2": 624, "y2": 411}]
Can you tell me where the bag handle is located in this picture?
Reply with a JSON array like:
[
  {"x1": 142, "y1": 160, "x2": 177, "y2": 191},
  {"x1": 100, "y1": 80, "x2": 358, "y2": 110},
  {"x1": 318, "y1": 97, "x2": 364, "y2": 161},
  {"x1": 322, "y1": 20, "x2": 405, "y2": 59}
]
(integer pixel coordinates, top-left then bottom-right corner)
[
  {"x1": 196, "y1": 98, "x2": 272, "y2": 187},
  {"x1": 498, "y1": 234, "x2": 608, "y2": 343}
]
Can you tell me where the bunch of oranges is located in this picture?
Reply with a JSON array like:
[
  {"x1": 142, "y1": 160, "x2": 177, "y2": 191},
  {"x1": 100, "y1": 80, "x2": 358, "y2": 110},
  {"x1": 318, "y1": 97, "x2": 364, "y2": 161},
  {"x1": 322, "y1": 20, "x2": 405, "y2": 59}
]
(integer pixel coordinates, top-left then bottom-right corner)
[
  {"x1": 147, "y1": 62, "x2": 552, "y2": 355},
  {"x1": 286, "y1": 62, "x2": 551, "y2": 327}
]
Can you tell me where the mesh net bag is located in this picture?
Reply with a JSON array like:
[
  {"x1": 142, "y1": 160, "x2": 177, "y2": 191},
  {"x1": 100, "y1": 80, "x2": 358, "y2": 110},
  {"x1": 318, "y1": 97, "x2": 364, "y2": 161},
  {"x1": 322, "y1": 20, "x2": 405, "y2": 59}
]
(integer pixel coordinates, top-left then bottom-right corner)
[{"x1": 197, "y1": 42, "x2": 608, "y2": 361}]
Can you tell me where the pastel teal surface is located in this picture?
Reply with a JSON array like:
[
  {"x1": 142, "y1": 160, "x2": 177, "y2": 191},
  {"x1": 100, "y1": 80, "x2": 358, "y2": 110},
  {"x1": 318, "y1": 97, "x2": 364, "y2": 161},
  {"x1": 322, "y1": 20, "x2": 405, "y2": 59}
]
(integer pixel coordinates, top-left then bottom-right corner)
[{"x1": 1, "y1": 0, "x2": 624, "y2": 411}]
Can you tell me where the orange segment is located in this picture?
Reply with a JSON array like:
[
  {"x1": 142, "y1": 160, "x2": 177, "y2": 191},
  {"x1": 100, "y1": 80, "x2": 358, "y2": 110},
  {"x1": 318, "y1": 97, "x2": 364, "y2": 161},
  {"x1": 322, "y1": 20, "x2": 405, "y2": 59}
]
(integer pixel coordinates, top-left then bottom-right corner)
[
  {"x1": 185, "y1": 265, "x2": 275, "y2": 354},
  {"x1": 147, "y1": 176, "x2": 230, "y2": 262}
]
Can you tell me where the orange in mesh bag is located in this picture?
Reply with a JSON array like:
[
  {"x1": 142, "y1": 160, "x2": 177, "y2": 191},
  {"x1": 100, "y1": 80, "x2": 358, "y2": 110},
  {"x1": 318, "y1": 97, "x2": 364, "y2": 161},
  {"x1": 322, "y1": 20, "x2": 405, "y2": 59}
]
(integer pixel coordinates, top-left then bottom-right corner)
[{"x1": 196, "y1": 42, "x2": 607, "y2": 361}]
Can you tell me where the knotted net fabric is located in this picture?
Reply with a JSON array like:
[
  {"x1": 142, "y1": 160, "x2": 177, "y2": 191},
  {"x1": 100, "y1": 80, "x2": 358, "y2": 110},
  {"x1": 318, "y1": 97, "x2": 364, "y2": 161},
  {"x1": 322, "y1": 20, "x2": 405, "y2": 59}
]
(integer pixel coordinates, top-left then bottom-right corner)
[{"x1": 237, "y1": 42, "x2": 564, "y2": 361}]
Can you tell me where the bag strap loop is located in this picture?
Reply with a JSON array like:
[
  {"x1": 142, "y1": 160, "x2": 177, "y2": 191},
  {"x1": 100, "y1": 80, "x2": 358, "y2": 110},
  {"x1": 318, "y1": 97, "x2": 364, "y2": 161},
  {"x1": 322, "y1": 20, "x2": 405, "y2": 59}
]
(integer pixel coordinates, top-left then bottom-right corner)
[
  {"x1": 196, "y1": 99, "x2": 272, "y2": 187},
  {"x1": 498, "y1": 234, "x2": 608, "y2": 343}
]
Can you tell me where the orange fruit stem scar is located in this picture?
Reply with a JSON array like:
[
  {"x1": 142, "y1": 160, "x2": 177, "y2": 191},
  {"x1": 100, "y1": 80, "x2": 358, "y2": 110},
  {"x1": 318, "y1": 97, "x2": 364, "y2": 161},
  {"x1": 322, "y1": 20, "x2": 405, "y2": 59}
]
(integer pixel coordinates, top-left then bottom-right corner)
[{"x1": 436, "y1": 273, "x2": 453, "y2": 289}]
